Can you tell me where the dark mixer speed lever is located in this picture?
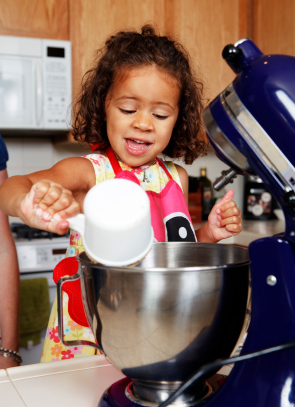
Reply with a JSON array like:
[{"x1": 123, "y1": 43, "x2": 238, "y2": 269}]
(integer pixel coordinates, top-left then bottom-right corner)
[
  {"x1": 282, "y1": 191, "x2": 295, "y2": 207},
  {"x1": 213, "y1": 168, "x2": 238, "y2": 191}
]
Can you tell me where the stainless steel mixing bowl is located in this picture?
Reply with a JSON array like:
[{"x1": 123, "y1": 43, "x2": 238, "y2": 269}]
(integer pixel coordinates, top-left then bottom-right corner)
[{"x1": 58, "y1": 242, "x2": 249, "y2": 403}]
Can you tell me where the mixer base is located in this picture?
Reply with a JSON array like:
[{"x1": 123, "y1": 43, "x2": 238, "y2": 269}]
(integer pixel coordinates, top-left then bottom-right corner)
[{"x1": 98, "y1": 375, "x2": 227, "y2": 407}]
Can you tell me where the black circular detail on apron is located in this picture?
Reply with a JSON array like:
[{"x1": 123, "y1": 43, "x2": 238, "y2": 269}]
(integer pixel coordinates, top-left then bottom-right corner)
[{"x1": 165, "y1": 216, "x2": 196, "y2": 242}]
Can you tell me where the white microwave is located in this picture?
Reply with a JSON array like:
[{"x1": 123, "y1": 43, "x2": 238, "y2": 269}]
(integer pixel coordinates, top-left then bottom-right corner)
[{"x1": 0, "y1": 36, "x2": 71, "y2": 134}]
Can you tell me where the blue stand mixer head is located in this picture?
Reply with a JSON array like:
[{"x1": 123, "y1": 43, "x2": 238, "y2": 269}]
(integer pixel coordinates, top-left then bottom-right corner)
[{"x1": 203, "y1": 38, "x2": 295, "y2": 242}]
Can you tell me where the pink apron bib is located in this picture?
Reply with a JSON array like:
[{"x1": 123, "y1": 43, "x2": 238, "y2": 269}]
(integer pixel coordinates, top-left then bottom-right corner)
[{"x1": 105, "y1": 147, "x2": 197, "y2": 242}]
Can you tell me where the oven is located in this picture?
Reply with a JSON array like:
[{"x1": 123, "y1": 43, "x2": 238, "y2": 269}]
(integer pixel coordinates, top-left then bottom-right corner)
[{"x1": 11, "y1": 223, "x2": 69, "y2": 365}]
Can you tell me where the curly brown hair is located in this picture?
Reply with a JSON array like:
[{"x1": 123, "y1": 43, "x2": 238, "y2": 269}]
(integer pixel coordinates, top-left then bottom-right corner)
[{"x1": 72, "y1": 24, "x2": 207, "y2": 164}]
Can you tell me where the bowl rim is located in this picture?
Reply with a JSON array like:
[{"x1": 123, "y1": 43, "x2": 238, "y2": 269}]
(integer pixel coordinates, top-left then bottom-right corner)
[{"x1": 78, "y1": 242, "x2": 249, "y2": 273}]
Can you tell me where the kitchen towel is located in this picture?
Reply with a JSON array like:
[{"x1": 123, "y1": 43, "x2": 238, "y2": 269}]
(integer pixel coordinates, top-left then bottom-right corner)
[{"x1": 19, "y1": 278, "x2": 50, "y2": 348}]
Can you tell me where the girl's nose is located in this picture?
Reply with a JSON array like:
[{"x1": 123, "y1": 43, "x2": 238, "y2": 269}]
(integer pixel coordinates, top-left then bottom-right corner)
[{"x1": 132, "y1": 112, "x2": 153, "y2": 131}]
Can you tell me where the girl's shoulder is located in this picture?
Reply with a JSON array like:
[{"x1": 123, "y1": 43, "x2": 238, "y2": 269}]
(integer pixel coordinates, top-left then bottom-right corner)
[
  {"x1": 158, "y1": 158, "x2": 179, "y2": 178},
  {"x1": 155, "y1": 158, "x2": 183, "y2": 192},
  {"x1": 83, "y1": 152, "x2": 115, "y2": 183}
]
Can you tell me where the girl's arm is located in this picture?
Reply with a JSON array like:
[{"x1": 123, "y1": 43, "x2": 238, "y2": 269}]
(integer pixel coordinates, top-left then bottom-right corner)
[
  {"x1": 0, "y1": 157, "x2": 96, "y2": 235},
  {"x1": 175, "y1": 164, "x2": 242, "y2": 243}
]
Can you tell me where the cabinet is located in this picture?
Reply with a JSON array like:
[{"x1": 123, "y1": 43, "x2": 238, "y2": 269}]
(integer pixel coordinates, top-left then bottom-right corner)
[
  {"x1": 252, "y1": 0, "x2": 295, "y2": 56},
  {"x1": 69, "y1": 0, "x2": 249, "y2": 108},
  {"x1": 164, "y1": 0, "x2": 250, "y2": 101},
  {"x1": 63, "y1": 0, "x2": 166, "y2": 142},
  {"x1": 69, "y1": 0, "x2": 165, "y2": 101},
  {"x1": 0, "y1": 0, "x2": 68, "y2": 40},
  {"x1": 64, "y1": 0, "x2": 249, "y2": 142}
]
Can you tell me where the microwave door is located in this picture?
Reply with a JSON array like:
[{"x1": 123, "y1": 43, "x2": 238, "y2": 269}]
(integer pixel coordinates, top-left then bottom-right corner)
[{"x1": 0, "y1": 56, "x2": 40, "y2": 129}]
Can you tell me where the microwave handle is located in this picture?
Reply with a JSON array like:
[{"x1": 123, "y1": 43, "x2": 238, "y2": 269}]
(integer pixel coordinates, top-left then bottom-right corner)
[{"x1": 35, "y1": 60, "x2": 43, "y2": 126}]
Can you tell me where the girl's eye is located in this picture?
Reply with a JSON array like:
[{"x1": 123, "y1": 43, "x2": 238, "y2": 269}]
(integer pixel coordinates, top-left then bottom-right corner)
[
  {"x1": 154, "y1": 114, "x2": 168, "y2": 120},
  {"x1": 120, "y1": 109, "x2": 136, "y2": 114}
]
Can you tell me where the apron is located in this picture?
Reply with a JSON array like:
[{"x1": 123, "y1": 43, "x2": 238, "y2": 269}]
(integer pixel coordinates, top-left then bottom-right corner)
[{"x1": 105, "y1": 146, "x2": 197, "y2": 242}]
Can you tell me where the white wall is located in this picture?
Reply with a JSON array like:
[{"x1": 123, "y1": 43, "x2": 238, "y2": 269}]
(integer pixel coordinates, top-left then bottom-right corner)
[
  {"x1": 4, "y1": 137, "x2": 244, "y2": 224},
  {"x1": 3, "y1": 137, "x2": 91, "y2": 177}
]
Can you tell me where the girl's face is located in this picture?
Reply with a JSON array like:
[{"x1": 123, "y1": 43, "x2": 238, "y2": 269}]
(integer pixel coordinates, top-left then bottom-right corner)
[{"x1": 105, "y1": 65, "x2": 180, "y2": 167}]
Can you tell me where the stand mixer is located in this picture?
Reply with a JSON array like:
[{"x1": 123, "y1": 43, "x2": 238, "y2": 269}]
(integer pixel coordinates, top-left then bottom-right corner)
[
  {"x1": 56, "y1": 38, "x2": 295, "y2": 407},
  {"x1": 197, "y1": 38, "x2": 295, "y2": 406}
]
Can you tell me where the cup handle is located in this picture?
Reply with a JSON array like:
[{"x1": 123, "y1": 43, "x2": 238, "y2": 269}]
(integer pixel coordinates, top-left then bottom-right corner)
[
  {"x1": 57, "y1": 272, "x2": 102, "y2": 351},
  {"x1": 66, "y1": 214, "x2": 85, "y2": 236}
]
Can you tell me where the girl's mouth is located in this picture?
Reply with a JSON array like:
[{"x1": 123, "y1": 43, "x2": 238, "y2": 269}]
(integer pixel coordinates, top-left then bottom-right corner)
[{"x1": 125, "y1": 138, "x2": 151, "y2": 154}]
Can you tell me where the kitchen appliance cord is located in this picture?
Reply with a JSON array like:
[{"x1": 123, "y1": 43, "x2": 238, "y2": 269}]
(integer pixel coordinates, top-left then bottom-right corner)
[{"x1": 158, "y1": 340, "x2": 295, "y2": 407}]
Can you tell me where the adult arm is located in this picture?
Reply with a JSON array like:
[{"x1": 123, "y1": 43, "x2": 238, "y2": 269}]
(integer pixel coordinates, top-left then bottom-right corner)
[{"x1": 0, "y1": 169, "x2": 20, "y2": 368}]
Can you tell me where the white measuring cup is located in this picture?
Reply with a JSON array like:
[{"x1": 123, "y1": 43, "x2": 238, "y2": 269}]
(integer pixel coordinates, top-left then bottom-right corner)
[{"x1": 67, "y1": 178, "x2": 153, "y2": 266}]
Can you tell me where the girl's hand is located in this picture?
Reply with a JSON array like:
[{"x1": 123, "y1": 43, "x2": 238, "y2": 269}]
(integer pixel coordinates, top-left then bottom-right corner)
[
  {"x1": 196, "y1": 190, "x2": 242, "y2": 243},
  {"x1": 19, "y1": 180, "x2": 80, "y2": 235}
]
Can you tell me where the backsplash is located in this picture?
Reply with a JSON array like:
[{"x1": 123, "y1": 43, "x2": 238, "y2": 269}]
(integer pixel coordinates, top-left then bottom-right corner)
[
  {"x1": 3, "y1": 137, "x2": 244, "y2": 223},
  {"x1": 3, "y1": 137, "x2": 90, "y2": 177}
]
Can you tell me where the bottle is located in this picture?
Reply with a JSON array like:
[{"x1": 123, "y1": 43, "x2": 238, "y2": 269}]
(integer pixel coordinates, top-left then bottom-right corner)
[{"x1": 199, "y1": 167, "x2": 213, "y2": 220}]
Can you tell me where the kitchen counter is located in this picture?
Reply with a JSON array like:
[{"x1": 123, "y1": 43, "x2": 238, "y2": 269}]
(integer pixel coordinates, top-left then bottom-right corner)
[
  {"x1": 1, "y1": 355, "x2": 233, "y2": 407},
  {"x1": 1, "y1": 355, "x2": 125, "y2": 407},
  {"x1": 193, "y1": 219, "x2": 285, "y2": 246}
]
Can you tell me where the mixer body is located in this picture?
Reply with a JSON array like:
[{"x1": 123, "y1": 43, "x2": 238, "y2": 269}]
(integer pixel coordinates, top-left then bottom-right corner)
[{"x1": 200, "y1": 38, "x2": 295, "y2": 406}]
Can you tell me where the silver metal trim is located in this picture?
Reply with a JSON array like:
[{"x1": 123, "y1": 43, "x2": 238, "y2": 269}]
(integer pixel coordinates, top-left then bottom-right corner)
[
  {"x1": 57, "y1": 268, "x2": 101, "y2": 350},
  {"x1": 222, "y1": 84, "x2": 295, "y2": 192},
  {"x1": 202, "y1": 107, "x2": 250, "y2": 171},
  {"x1": 234, "y1": 38, "x2": 249, "y2": 47},
  {"x1": 79, "y1": 243, "x2": 249, "y2": 272},
  {"x1": 125, "y1": 380, "x2": 212, "y2": 407}
]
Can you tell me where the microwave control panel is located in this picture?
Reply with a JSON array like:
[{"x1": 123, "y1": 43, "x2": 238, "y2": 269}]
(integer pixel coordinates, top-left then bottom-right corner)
[{"x1": 43, "y1": 39, "x2": 72, "y2": 130}]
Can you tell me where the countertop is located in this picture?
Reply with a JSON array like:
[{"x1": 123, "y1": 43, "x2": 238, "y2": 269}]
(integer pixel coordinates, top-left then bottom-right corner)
[
  {"x1": 0, "y1": 354, "x2": 233, "y2": 407},
  {"x1": 0, "y1": 355, "x2": 125, "y2": 407},
  {"x1": 193, "y1": 219, "x2": 285, "y2": 247}
]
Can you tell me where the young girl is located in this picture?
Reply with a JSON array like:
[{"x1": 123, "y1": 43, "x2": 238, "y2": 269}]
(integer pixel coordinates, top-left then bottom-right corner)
[{"x1": 0, "y1": 25, "x2": 242, "y2": 362}]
